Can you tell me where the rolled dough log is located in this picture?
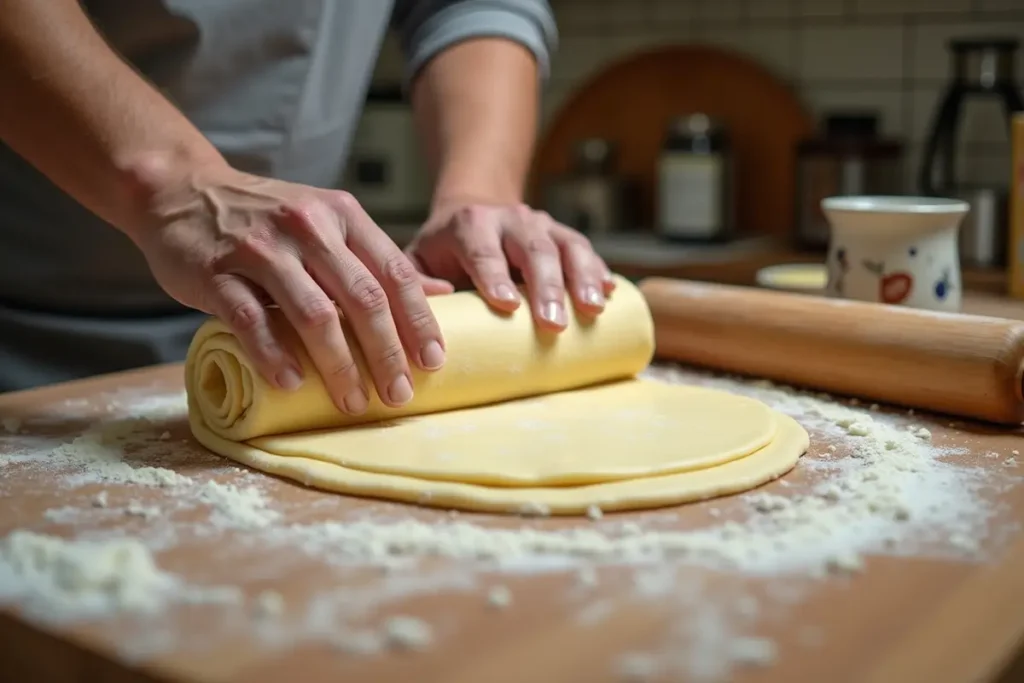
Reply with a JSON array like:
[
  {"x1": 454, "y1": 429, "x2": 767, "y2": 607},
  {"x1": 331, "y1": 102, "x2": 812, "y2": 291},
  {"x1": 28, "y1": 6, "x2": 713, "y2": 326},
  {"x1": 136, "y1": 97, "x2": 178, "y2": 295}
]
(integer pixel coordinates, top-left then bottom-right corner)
[{"x1": 185, "y1": 277, "x2": 808, "y2": 513}]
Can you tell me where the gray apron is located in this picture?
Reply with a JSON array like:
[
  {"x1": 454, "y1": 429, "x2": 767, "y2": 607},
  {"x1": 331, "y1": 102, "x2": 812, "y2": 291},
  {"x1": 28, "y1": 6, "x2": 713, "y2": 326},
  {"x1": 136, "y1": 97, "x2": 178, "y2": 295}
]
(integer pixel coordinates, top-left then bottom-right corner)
[{"x1": 0, "y1": 0, "x2": 392, "y2": 391}]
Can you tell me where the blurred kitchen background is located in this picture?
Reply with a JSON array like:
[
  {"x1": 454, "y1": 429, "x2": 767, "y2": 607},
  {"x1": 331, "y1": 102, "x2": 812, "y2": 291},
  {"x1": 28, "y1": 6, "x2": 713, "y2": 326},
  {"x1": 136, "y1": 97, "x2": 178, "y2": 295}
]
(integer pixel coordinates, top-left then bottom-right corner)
[{"x1": 346, "y1": 0, "x2": 1024, "y2": 285}]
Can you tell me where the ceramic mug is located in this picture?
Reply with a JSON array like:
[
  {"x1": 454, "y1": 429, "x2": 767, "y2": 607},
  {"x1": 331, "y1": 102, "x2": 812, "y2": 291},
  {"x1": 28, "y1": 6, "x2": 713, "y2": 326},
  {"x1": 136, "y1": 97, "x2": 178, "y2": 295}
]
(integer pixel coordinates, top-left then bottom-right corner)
[{"x1": 821, "y1": 196, "x2": 970, "y2": 312}]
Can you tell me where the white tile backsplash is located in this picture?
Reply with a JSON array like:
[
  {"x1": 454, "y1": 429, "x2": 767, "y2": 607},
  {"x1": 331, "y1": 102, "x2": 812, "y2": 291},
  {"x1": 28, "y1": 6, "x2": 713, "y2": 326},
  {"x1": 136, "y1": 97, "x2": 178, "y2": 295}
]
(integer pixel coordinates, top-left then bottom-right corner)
[
  {"x1": 977, "y1": 0, "x2": 1024, "y2": 11},
  {"x1": 748, "y1": 0, "x2": 797, "y2": 21},
  {"x1": 795, "y1": 0, "x2": 847, "y2": 18},
  {"x1": 362, "y1": 0, "x2": 1024, "y2": 200},
  {"x1": 550, "y1": 36, "x2": 623, "y2": 83},
  {"x1": 694, "y1": 0, "x2": 745, "y2": 23},
  {"x1": 799, "y1": 25, "x2": 905, "y2": 81},
  {"x1": 649, "y1": 1, "x2": 695, "y2": 26},
  {"x1": 696, "y1": 26, "x2": 797, "y2": 79},
  {"x1": 853, "y1": 0, "x2": 973, "y2": 16}
]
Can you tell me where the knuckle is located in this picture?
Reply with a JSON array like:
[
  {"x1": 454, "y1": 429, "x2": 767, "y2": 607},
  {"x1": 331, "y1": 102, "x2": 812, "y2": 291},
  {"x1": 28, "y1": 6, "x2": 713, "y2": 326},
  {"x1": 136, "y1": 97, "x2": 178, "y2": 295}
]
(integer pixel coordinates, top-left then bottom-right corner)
[
  {"x1": 329, "y1": 190, "x2": 361, "y2": 214},
  {"x1": 524, "y1": 236, "x2": 559, "y2": 257},
  {"x1": 375, "y1": 341, "x2": 406, "y2": 368},
  {"x1": 459, "y1": 238, "x2": 502, "y2": 265},
  {"x1": 234, "y1": 232, "x2": 275, "y2": 260},
  {"x1": 226, "y1": 300, "x2": 264, "y2": 333},
  {"x1": 294, "y1": 296, "x2": 338, "y2": 329},
  {"x1": 564, "y1": 228, "x2": 592, "y2": 248},
  {"x1": 380, "y1": 253, "x2": 418, "y2": 289},
  {"x1": 322, "y1": 356, "x2": 359, "y2": 381},
  {"x1": 454, "y1": 205, "x2": 485, "y2": 226},
  {"x1": 200, "y1": 253, "x2": 229, "y2": 278},
  {"x1": 349, "y1": 275, "x2": 389, "y2": 313},
  {"x1": 405, "y1": 306, "x2": 438, "y2": 335},
  {"x1": 282, "y1": 198, "x2": 330, "y2": 247}
]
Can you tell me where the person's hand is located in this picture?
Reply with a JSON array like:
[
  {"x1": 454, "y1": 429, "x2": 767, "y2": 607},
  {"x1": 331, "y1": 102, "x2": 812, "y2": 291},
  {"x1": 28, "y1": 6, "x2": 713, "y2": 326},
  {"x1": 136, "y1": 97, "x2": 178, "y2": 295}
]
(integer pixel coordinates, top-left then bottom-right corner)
[
  {"x1": 126, "y1": 156, "x2": 450, "y2": 414},
  {"x1": 404, "y1": 200, "x2": 615, "y2": 330}
]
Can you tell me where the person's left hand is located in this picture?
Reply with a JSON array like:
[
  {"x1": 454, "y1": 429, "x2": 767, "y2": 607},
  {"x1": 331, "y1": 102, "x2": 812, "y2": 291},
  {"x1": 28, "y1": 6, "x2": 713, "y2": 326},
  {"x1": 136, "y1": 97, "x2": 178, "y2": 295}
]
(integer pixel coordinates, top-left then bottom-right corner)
[{"x1": 404, "y1": 200, "x2": 616, "y2": 331}]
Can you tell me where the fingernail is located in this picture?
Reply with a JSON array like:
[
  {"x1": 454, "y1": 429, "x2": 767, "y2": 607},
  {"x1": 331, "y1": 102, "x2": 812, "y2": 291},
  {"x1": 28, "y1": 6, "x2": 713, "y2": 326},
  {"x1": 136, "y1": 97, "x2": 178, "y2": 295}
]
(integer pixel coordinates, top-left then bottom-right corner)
[
  {"x1": 583, "y1": 285, "x2": 605, "y2": 307},
  {"x1": 388, "y1": 375, "x2": 414, "y2": 405},
  {"x1": 343, "y1": 386, "x2": 369, "y2": 415},
  {"x1": 541, "y1": 300, "x2": 568, "y2": 326},
  {"x1": 420, "y1": 340, "x2": 446, "y2": 370},
  {"x1": 494, "y1": 284, "x2": 518, "y2": 302},
  {"x1": 276, "y1": 367, "x2": 303, "y2": 391}
]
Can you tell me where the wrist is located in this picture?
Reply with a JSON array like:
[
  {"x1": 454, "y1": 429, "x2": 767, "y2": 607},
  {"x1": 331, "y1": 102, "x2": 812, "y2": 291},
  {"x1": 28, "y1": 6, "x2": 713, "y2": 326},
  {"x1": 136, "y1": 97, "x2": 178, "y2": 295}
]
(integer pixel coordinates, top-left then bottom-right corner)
[
  {"x1": 431, "y1": 178, "x2": 524, "y2": 215},
  {"x1": 114, "y1": 144, "x2": 228, "y2": 239}
]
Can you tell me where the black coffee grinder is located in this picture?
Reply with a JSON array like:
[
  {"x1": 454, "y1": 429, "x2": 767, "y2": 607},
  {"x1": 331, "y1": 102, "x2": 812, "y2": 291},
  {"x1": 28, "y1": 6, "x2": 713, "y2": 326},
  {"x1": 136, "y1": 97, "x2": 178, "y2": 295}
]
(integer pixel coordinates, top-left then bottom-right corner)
[{"x1": 919, "y1": 38, "x2": 1024, "y2": 266}]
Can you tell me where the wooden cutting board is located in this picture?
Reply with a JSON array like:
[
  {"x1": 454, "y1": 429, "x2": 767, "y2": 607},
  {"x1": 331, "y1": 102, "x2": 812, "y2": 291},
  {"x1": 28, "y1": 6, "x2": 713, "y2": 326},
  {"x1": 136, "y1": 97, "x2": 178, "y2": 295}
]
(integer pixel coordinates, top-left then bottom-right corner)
[
  {"x1": 530, "y1": 45, "x2": 815, "y2": 237},
  {"x1": 4, "y1": 355, "x2": 1024, "y2": 682}
]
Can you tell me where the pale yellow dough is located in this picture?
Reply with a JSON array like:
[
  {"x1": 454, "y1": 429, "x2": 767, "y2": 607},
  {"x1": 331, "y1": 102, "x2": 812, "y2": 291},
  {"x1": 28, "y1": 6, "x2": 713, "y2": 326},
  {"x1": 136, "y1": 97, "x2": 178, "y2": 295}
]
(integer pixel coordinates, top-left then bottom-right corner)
[{"x1": 185, "y1": 276, "x2": 808, "y2": 514}]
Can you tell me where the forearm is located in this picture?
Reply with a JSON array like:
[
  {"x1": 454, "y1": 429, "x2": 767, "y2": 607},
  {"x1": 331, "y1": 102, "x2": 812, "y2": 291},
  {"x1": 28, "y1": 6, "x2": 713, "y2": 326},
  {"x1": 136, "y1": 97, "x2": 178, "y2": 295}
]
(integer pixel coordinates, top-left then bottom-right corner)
[
  {"x1": 410, "y1": 38, "x2": 539, "y2": 208},
  {"x1": 0, "y1": 0, "x2": 224, "y2": 238}
]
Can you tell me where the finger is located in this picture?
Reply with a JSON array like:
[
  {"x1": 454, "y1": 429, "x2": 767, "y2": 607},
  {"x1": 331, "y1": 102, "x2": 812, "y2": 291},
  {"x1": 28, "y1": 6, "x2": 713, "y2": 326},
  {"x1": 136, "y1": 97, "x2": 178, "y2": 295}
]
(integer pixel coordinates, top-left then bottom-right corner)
[
  {"x1": 347, "y1": 223, "x2": 448, "y2": 377},
  {"x1": 502, "y1": 211, "x2": 568, "y2": 330},
  {"x1": 450, "y1": 207, "x2": 521, "y2": 312},
  {"x1": 246, "y1": 251, "x2": 368, "y2": 417},
  {"x1": 418, "y1": 273, "x2": 455, "y2": 296},
  {"x1": 207, "y1": 274, "x2": 303, "y2": 391},
  {"x1": 602, "y1": 266, "x2": 617, "y2": 294},
  {"x1": 279, "y1": 198, "x2": 413, "y2": 408},
  {"x1": 404, "y1": 248, "x2": 456, "y2": 296},
  {"x1": 553, "y1": 225, "x2": 608, "y2": 314},
  {"x1": 324, "y1": 193, "x2": 446, "y2": 386}
]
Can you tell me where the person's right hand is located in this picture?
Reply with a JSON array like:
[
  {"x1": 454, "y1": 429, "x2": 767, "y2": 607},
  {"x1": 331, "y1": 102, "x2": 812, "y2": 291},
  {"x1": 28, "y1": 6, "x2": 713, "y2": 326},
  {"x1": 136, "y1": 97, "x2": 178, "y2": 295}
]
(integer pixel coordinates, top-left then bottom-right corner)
[{"x1": 125, "y1": 155, "x2": 453, "y2": 415}]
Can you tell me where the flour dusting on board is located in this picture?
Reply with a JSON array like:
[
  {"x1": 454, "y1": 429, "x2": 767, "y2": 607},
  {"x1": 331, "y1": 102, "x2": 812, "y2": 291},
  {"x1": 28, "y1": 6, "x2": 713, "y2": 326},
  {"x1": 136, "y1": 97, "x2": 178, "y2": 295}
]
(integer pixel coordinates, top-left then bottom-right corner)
[{"x1": 0, "y1": 370, "x2": 1018, "y2": 681}]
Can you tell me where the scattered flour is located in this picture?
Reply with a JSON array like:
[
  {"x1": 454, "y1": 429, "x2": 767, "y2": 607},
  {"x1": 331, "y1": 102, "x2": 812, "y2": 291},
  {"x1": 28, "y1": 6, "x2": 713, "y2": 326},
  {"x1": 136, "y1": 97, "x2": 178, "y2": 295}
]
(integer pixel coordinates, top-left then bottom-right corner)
[
  {"x1": 728, "y1": 636, "x2": 778, "y2": 667},
  {"x1": 0, "y1": 369, "x2": 1015, "y2": 682},
  {"x1": 383, "y1": 615, "x2": 434, "y2": 650},
  {"x1": 253, "y1": 590, "x2": 285, "y2": 618},
  {"x1": 577, "y1": 566, "x2": 599, "y2": 588},
  {"x1": 487, "y1": 585, "x2": 513, "y2": 609},
  {"x1": 617, "y1": 652, "x2": 659, "y2": 680},
  {"x1": 195, "y1": 481, "x2": 281, "y2": 529},
  {"x1": 125, "y1": 501, "x2": 161, "y2": 520},
  {"x1": 519, "y1": 501, "x2": 551, "y2": 517},
  {"x1": 0, "y1": 531, "x2": 174, "y2": 619},
  {"x1": 330, "y1": 629, "x2": 384, "y2": 655}
]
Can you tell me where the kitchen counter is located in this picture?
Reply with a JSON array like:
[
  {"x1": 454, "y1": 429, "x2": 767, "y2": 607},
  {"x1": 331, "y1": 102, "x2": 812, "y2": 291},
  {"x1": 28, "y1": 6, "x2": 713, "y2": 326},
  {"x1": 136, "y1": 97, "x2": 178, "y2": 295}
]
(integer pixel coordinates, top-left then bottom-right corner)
[
  {"x1": 3, "y1": 292, "x2": 1024, "y2": 682},
  {"x1": 382, "y1": 226, "x2": 1010, "y2": 295}
]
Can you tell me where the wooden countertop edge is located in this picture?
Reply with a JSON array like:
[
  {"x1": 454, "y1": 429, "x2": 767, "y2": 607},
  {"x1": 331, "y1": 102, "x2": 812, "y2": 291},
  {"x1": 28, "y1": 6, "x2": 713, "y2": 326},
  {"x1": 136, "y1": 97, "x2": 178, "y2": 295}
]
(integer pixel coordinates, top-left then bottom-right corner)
[
  {"x1": 860, "y1": 537, "x2": 1024, "y2": 683},
  {"x1": 0, "y1": 613, "x2": 167, "y2": 683}
]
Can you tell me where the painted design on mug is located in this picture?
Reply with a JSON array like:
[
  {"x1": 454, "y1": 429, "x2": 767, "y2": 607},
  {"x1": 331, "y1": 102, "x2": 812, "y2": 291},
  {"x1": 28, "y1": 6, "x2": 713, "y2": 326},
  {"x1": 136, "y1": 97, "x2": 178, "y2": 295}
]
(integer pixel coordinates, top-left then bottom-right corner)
[
  {"x1": 862, "y1": 259, "x2": 914, "y2": 305},
  {"x1": 828, "y1": 247, "x2": 849, "y2": 295},
  {"x1": 934, "y1": 268, "x2": 953, "y2": 301}
]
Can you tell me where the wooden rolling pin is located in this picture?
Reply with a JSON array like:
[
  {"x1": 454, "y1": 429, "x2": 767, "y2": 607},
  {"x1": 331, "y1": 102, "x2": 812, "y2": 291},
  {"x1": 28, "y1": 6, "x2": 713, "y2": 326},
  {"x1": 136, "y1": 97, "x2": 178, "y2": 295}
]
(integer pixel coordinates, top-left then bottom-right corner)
[{"x1": 638, "y1": 277, "x2": 1024, "y2": 425}]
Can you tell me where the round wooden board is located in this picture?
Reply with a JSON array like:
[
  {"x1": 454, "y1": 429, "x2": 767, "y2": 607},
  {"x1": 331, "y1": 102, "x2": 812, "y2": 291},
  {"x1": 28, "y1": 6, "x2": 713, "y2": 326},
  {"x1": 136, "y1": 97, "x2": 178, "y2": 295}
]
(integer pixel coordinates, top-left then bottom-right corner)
[{"x1": 531, "y1": 45, "x2": 815, "y2": 237}]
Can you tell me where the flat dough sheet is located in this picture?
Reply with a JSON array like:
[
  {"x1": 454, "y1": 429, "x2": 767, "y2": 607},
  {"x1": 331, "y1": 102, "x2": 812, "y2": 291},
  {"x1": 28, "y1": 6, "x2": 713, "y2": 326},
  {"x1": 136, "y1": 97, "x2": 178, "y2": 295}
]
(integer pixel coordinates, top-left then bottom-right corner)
[
  {"x1": 252, "y1": 380, "x2": 778, "y2": 486},
  {"x1": 189, "y1": 408, "x2": 806, "y2": 515},
  {"x1": 185, "y1": 276, "x2": 809, "y2": 514}
]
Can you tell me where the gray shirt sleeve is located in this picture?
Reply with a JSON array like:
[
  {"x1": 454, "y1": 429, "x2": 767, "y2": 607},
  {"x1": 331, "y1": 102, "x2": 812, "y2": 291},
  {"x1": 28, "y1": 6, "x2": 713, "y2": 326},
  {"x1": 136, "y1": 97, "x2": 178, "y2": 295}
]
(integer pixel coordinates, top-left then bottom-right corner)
[{"x1": 390, "y1": 0, "x2": 558, "y2": 86}]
